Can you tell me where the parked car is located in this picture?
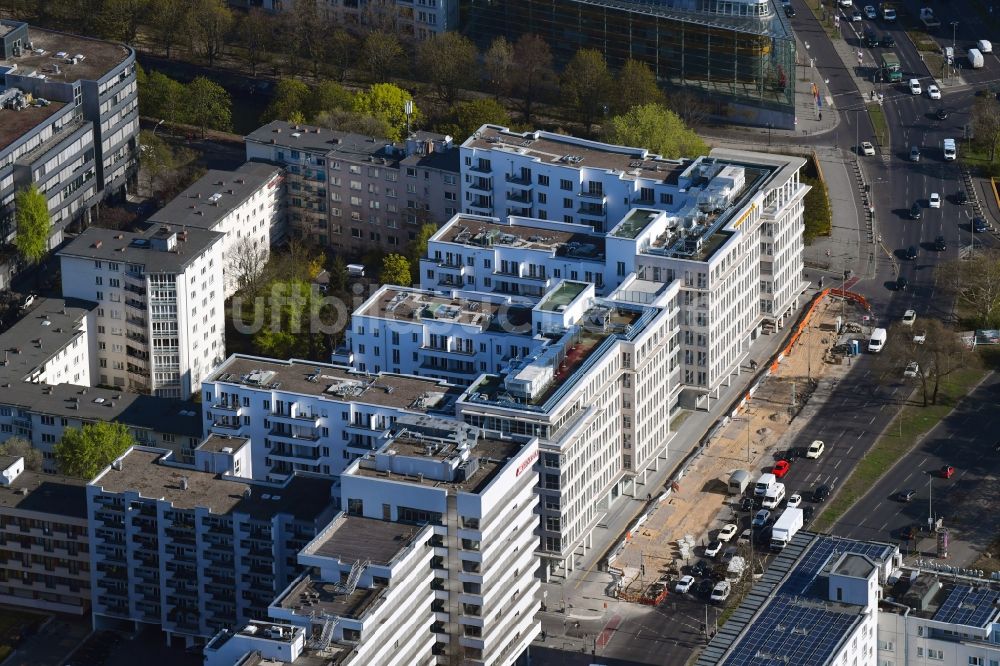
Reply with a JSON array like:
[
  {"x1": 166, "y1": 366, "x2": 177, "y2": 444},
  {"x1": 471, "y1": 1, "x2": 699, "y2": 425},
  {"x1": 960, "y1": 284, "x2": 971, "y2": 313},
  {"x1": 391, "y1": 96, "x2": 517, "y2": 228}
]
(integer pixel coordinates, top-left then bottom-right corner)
[
  {"x1": 675, "y1": 575, "x2": 695, "y2": 593},
  {"x1": 864, "y1": 4, "x2": 876, "y2": 18},
  {"x1": 896, "y1": 488, "x2": 917, "y2": 502},
  {"x1": 806, "y1": 440, "x2": 825, "y2": 459},
  {"x1": 697, "y1": 578, "x2": 716, "y2": 598},
  {"x1": 752, "y1": 509, "x2": 772, "y2": 527},
  {"x1": 940, "y1": 465, "x2": 955, "y2": 479},
  {"x1": 691, "y1": 559, "x2": 712, "y2": 577},
  {"x1": 705, "y1": 541, "x2": 723, "y2": 558},
  {"x1": 784, "y1": 4, "x2": 796, "y2": 16},
  {"x1": 802, "y1": 505, "x2": 816, "y2": 522},
  {"x1": 738, "y1": 528, "x2": 753, "y2": 544},
  {"x1": 772, "y1": 460, "x2": 791, "y2": 478},
  {"x1": 902, "y1": 310, "x2": 917, "y2": 325},
  {"x1": 787, "y1": 493, "x2": 803, "y2": 509},
  {"x1": 904, "y1": 361, "x2": 920, "y2": 378},
  {"x1": 929, "y1": 192, "x2": 940, "y2": 208},
  {"x1": 718, "y1": 523, "x2": 738, "y2": 542},
  {"x1": 973, "y1": 217, "x2": 990, "y2": 233},
  {"x1": 711, "y1": 581, "x2": 732, "y2": 603},
  {"x1": 812, "y1": 485, "x2": 831, "y2": 502},
  {"x1": 739, "y1": 496, "x2": 755, "y2": 512}
]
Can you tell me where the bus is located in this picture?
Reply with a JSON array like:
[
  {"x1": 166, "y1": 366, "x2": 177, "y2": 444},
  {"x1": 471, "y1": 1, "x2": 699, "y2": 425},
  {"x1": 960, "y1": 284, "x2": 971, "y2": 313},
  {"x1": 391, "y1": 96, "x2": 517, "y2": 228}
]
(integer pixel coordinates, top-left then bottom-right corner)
[{"x1": 880, "y1": 53, "x2": 902, "y2": 82}]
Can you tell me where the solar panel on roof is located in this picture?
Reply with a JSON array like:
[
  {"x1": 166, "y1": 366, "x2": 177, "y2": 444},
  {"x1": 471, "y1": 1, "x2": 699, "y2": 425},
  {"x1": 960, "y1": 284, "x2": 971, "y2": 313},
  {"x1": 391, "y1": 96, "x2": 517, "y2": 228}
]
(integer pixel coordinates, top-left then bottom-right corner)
[{"x1": 933, "y1": 585, "x2": 1000, "y2": 627}]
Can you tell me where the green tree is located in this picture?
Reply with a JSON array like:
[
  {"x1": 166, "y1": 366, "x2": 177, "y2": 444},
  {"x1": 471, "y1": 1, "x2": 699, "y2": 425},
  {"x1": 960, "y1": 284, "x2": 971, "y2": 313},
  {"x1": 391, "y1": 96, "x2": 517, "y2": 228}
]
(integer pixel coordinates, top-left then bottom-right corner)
[
  {"x1": 362, "y1": 30, "x2": 403, "y2": 82},
  {"x1": 801, "y1": 175, "x2": 831, "y2": 244},
  {"x1": 603, "y1": 103, "x2": 707, "y2": 159},
  {"x1": 139, "y1": 70, "x2": 186, "y2": 123},
  {"x1": 612, "y1": 59, "x2": 664, "y2": 115},
  {"x1": 251, "y1": 280, "x2": 330, "y2": 360},
  {"x1": 307, "y1": 81, "x2": 354, "y2": 121},
  {"x1": 191, "y1": 0, "x2": 232, "y2": 68},
  {"x1": 380, "y1": 253, "x2": 412, "y2": 287},
  {"x1": 353, "y1": 84, "x2": 420, "y2": 142},
  {"x1": 0, "y1": 437, "x2": 43, "y2": 472},
  {"x1": 139, "y1": 130, "x2": 176, "y2": 199},
  {"x1": 54, "y1": 422, "x2": 136, "y2": 479},
  {"x1": 97, "y1": 0, "x2": 150, "y2": 45},
  {"x1": 329, "y1": 255, "x2": 348, "y2": 294},
  {"x1": 14, "y1": 184, "x2": 50, "y2": 265},
  {"x1": 263, "y1": 78, "x2": 311, "y2": 123},
  {"x1": 148, "y1": 0, "x2": 193, "y2": 58},
  {"x1": 313, "y1": 109, "x2": 393, "y2": 140},
  {"x1": 484, "y1": 36, "x2": 515, "y2": 100},
  {"x1": 561, "y1": 49, "x2": 615, "y2": 133},
  {"x1": 511, "y1": 34, "x2": 557, "y2": 124},
  {"x1": 416, "y1": 32, "x2": 478, "y2": 106},
  {"x1": 445, "y1": 98, "x2": 511, "y2": 141},
  {"x1": 290, "y1": 0, "x2": 328, "y2": 78},
  {"x1": 184, "y1": 76, "x2": 232, "y2": 136},
  {"x1": 237, "y1": 7, "x2": 270, "y2": 76},
  {"x1": 972, "y1": 96, "x2": 1000, "y2": 162},
  {"x1": 406, "y1": 223, "x2": 437, "y2": 282}
]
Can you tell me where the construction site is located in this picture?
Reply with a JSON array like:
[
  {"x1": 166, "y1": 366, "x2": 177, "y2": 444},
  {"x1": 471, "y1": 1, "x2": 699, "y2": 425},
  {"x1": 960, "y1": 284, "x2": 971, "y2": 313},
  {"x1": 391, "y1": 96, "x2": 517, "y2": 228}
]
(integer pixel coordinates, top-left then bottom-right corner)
[{"x1": 609, "y1": 288, "x2": 874, "y2": 605}]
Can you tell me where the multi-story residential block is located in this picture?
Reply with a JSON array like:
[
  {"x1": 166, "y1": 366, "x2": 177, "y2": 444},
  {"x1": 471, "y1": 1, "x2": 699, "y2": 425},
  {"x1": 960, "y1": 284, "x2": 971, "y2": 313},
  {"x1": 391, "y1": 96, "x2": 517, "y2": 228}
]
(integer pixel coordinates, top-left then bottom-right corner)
[
  {"x1": 200, "y1": 354, "x2": 464, "y2": 482},
  {"x1": 147, "y1": 161, "x2": 286, "y2": 296},
  {"x1": 59, "y1": 224, "x2": 226, "y2": 399},
  {"x1": 244, "y1": 121, "x2": 459, "y2": 256},
  {"x1": 87, "y1": 446, "x2": 336, "y2": 645},
  {"x1": 0, "y1": 296, "x2": 204, "y2": 470},
  {"x1": 0, "y1": 455, "x2": 90, "y2": 614},
  {"x1": 0, "y1": 20, "x2": 138, "y2": 257}
]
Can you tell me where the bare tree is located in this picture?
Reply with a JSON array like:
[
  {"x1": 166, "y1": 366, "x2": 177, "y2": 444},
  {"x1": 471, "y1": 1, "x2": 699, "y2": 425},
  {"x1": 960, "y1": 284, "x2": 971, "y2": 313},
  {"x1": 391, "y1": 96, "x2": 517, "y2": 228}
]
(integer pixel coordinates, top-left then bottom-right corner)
[
  {"x1": 667, "y1": 89, "x2": 713, "y2": 129},
  {"x1": 361, "y1": 0, "x2": 401, "y2": 35},
  {"x1": 0, "y1": 437, "x2": 43, "y2": 472},
  {"x1": 972, "y1": 96, "x2": 1000, "y2": 162},
  {"x1": 228, "y1": 235, "x2": 269, "y2": 299},
  {"x1": 883, "y1": 319, "x2": 979, "y2": 406},
  {"x1": 511, "y1": 34, "x2": 558, "y2": 124},
  {"x1": 937, "y1": 250, "x2": 1000, "y2": 328},
  {"x1": 237, "y1": 8, "x2": 270, "y2": 77},
  {"x1": 362, "y1": 30, "x2": 404, "y2": 82},
  {"x1": 484, "y1": 36, "x2": 515, "y2": 100}
]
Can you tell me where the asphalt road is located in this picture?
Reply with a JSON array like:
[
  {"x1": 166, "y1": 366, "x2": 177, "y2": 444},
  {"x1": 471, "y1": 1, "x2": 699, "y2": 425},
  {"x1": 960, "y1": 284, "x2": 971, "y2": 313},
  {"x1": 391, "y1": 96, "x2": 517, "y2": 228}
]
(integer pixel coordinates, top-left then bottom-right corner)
[{"x1": 832, "y1": 371, "x2": 1000, "y2": 554}]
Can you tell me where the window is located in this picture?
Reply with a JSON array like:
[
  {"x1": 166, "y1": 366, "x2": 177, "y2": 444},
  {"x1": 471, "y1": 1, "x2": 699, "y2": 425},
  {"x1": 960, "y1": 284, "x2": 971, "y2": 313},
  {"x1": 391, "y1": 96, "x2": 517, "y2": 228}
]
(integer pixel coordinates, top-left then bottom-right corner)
[
  {"x1": 927, "y1": 649, "x2": 943, "y2": 661},
  {"x1": 563, "y1": 197, "x2": 573, "y2": 209},
  {"x1": 538, "y1": 174, "x2": 549, "y2": 186},
  {"x1": 559, "y1": 179, "x2": 572, "y2": 191},
  {"x1": 969, "y1": 658, "x2": 983, "y2": 666}
]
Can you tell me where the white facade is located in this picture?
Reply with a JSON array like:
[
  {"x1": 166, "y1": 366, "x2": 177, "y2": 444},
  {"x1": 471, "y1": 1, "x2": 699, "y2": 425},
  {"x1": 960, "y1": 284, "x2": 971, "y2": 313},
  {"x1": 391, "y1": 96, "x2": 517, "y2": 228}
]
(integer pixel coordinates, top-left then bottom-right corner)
[{"x1": 59, "y1": 225, "x2": 226, "y2": 399}]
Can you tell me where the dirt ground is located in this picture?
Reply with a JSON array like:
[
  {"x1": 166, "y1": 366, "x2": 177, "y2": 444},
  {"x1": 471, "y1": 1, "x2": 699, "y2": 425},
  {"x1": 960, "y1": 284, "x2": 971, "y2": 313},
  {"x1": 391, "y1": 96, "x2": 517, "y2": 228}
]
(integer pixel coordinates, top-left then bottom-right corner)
[{"x1": 616, "y1": 295, "x2": 870, "y2": 592}]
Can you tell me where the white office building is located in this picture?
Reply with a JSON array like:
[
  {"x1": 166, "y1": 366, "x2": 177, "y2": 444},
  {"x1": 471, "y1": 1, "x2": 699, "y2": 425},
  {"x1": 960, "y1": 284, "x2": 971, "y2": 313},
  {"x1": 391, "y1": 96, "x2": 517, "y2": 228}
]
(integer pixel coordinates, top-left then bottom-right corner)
[{"x1": 59, "y1": 224, "x2": 226, "y2": 399}]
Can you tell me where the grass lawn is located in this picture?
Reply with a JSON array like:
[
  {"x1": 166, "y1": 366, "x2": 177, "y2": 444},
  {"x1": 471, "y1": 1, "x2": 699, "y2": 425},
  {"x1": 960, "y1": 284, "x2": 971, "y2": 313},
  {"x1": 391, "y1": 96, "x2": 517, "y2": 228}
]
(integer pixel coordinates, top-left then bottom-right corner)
[
  {"x1": 867, "y1": 103, "x2": 889, "y2": 147},
  {"x1": 812, "y1": 366, "x2": 988, "y2": 532}
]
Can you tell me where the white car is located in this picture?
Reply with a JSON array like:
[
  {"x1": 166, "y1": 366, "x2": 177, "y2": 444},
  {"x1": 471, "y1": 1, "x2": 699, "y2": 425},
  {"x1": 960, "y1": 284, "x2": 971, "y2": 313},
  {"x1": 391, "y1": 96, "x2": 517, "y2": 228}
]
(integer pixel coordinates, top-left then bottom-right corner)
[
  {"x1": 929, "y1": 192, "x2": 941, "y2": 208},
  {"x1": 806, "y1": 439, "x2": 825, "y2": 459},
  {"x1": 787, "y1": 493, "x2": 803, "y2": 509},
  {"x1": 902, "y1": 309, "x2": 917, "y2": 326},
  {"x1": 711, "y1": 581, "x2": 732, "y2": 603},
  {"x1": 904, "y1": 361, "x2": 920, "y2": 378},
  {"x1": 705, "y1": 540, "x2": 723, "y2": 557},
  {"x1": 675, "y1": 575, "x2": 695, "y2": 593},
  {"x1": 927, "y1": 84, "x2": 941, "y2": 100},
  {"x1": 838, "y1": 0, "x2": 852, "y2": 6},
  {"x1": 909, "y1": 79, "x2": 922, "y2": 95},
  {"x1": 978, "y1": 39, "x2": 993, "y2": 53},
  {"x1": 860, "y1": 141, "x2": 876, "y2": 156},
  {"x1": 718, "y1": 523, "x2": 738, "y2": 542}
]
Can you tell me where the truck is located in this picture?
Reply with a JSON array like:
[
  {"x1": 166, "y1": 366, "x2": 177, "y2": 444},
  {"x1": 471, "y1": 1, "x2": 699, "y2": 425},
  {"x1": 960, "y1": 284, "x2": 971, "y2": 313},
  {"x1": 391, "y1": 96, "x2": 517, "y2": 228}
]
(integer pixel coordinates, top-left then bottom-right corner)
[
  {"x1": 968, "y1": 48, "x2": 985, "y2": 69},
  {"x1": 919, "y1": 8, "x2": 940, "y2": 31},
  {"x1": 880, "y1": 53, "x2": 902, "y2": 82},
  {"x1": 882, "y1": 4, "x2": 896, "y2": 21},
  {"x1": 728, "y1": 469, "x2": 751, "y2": 495},
  {"x1": 868, "y1": 327, "x2": 887, "y2": 353},
  {"x1": 754, "y1": 473, "x2": 777, "y2": 497},
  {"x1": 770, "y1": 508, "x2": 804, "y2": 551}
]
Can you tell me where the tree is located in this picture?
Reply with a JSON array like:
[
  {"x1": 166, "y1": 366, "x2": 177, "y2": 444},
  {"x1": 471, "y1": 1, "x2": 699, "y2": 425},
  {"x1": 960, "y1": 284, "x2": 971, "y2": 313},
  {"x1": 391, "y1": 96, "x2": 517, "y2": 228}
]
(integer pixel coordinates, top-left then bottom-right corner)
[
  {"x1": 667, "y1": 89, "x2": 713, "y2": 129},
  {"x1": 307, "y1": 81, "x2": 354, "y2": 121},
  {"x1": 362, "y1": 31, "x2": 404, "y2": 82},
  {"x1": 353, "y1": 84, "x2": 420, "y2": 142},
  {"x1": 227, "y1": 235, "x2": 269, "y2": 298},
  {"x1": 139, "y1": 130, "x2": 175, "y2": 199},
  {"x1": 263, "y1": 78, "x2": 311, "y2": 123},
  {"x1": 148, "y1": 0, "x2": 193, "y2": 58},
  {"x1": 938, "y1": 250, "x2": 1000, "y2": 328},
  {"x1": 972, "y1": 96, "x2": 1000, "y2": 162},
  {"x1": 97, "y1": 0, "x2": 150, "y2": 45},
  {"x1": 444, "y1": 98, "x2": 511, "y2": 141},
  {"x1": 361, "y1": 0, "x2": 401, "y2": 34},
  {"x1": 139, "y1": 70, "x2": 186, "y2": 123},
  {"x1": 416, "y1": 32, "x2": 479, "y2": 106},
  {"x1": 603, "y1": 104, "x2": 708, "y2": 159},
  {"x1": 251, "y1": 280, "x2": 331, "y2": 360},
  {"x1": 484, "y1": 36, "x2": 515, "y2": 100},
  {"x1": 290, "y1": 0, "x2": 328, "y2": 78},
  {"x1": 561, "y1": 49, "x2": 615, "y2": 133},
  {"x1": 313, "y1": 109, "x2": 394, "y2": 140},
  {"x1": 406, "y1": 223, "x2": 437, "y2": 283},
  {"x1": 511, "y1": 34, "x2": 558, "y2": 124},
  {"x1": 0, "y1": 437, "x2": 43, "y2": 472},
  {"x1": 14, "y1": 184, "x2": 50, "y2": 265},
  {"x1": 191, "y1": 0, "x2": 232, "y2": 68},
  {"x1": 612, "y1": 59, "x2": 664, "y2": 116},
  {"x1": 184, "y1": 76, "x2": 232, "y2": 136},
  {"x1": 327, "y1": 30, "x2": 358, "y2": 82},
  {"x1": 328, "y1": 255, "x2": 348, "y2": 294},
  {"x1": 237, "y1": 8, "x2": 270, "y2": 76},
  {"x1": 54, "y1": 422, "x2": 136, "y2": 479},
  {"x1": 380, "y1": 253, "x2": 412, "y2": 287},
  {"x1": 883, "y1": 319, "x2": 979, "y2": 406}
]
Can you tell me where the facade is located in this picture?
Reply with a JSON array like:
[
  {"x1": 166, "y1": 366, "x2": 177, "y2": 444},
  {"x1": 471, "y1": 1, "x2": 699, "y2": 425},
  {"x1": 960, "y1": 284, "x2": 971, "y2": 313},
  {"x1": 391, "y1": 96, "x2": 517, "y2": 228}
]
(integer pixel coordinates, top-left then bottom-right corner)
[
  {"x1": 462, "y1": 0, "x2": 796, "y2": 128},
  {"x1": 0, "y1": 296, "x2": 204, "y2": 471},
  {"x1": 59, "y1": 224, "x2": 226, "y2": 399},
  {"x1": 0, "y1": 20, "x2": 139, "y2": 252},
  {"x1": 200, "y1": 354, "x2": 465, "y2": 482},
  {"x1": 87, "y1": 446, "x2": 336, "y2": 645},
  {"x1": 147, "y1": 161, "x2": 286, "y2": 297},
  {"x1": 245, "y1": 121, "x2": 460, "y2": 257},
  {"x1": 0, "y1": 456, "x2": 90, "y2": 614}
]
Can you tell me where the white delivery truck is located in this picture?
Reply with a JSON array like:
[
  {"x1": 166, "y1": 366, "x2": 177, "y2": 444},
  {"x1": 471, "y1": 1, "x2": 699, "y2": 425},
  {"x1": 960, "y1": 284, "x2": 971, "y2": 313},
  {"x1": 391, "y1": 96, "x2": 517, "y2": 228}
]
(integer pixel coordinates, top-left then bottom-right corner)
[
  {"x1": 728, "y1": 469, "x2": 751, "y2": 495},
  {"x1": 943, "y1": 138, "x2": 957, "y2": 161},
  {"x1": 762, "y1": 482, "x2": 786, "y2": 509},
  {"x1": 978, "y1": 39, "x2": 993, "y2": 53},
  {"x1": 754, "y1": 473, "x2": 777, "y2": 497},
  {"x1": 770, "y1": 507, "x2": 804, "y2": 551},
  {"x1": 969, "y1": 48, "x2": 985, "y2": 69},
  {"x1": 868, "y1": 328, "x2": 887, "y2": 353}
]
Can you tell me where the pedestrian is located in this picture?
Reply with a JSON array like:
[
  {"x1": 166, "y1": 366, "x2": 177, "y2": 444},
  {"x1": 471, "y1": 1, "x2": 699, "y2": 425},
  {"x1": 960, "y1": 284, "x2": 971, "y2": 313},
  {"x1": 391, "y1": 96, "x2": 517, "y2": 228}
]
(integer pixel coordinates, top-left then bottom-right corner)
[{"x1": 819, "y1": 111, "x2": 823, "y2": 121}]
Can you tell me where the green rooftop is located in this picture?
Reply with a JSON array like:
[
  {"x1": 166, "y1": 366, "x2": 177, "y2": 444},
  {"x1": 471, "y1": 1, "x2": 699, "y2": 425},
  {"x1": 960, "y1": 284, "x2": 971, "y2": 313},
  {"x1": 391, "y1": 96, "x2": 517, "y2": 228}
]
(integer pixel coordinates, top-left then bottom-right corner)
[
  {"x1": 611, "y1": 209, "x2": 661, "y2": 239},
  {"x1": 538, "y1": 281, "x2": 588, "y2": 312}
]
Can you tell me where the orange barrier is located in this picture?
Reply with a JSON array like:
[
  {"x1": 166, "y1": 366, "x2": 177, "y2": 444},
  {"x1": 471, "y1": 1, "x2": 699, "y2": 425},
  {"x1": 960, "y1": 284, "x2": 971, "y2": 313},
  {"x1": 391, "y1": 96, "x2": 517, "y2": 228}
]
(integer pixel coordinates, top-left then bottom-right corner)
[{"x1": 769, "y1": 288, "x2": 871, "y2": 373}]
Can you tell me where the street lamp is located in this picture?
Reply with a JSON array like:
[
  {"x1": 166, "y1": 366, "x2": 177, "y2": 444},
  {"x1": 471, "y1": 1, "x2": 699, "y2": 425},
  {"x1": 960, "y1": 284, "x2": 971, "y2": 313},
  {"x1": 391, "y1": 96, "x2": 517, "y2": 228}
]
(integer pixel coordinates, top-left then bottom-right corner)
[{"x1": 951, "y1": 21, "x2": 958, "y2": 50}]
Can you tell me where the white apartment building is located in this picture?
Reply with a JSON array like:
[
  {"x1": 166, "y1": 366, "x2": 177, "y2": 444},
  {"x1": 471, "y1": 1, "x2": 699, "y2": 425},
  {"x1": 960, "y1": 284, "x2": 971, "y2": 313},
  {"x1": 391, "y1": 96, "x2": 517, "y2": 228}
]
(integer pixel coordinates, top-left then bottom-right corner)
[
  {"x1": 200, "y1": 355, "x2": 465, "y2": 482},
  {"x1": 337, "y1": 418, "x2": 541, "y2": 664},
  {"x1": 87, "y1": 446, "x2": 336, "y2": 645},
  {"x1": 0, "y1": 297, "x2": 204, "y2": 470},
  {"x1": 59, "y1": 224, "x2": 226, "y2": 399},
  {"x1": 147, "y1": 161, "x2": 286, "y2": 296}
]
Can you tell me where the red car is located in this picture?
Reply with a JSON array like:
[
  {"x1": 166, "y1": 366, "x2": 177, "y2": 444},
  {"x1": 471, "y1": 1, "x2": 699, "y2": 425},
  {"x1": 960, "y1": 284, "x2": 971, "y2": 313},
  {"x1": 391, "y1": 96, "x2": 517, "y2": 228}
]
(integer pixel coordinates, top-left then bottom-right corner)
[
  {"x1": 772, "y1": 460, "x2": 791, "y2": 478},
  {"x1": 940, "y1": 465, "x2": 955, "y2": 479}
]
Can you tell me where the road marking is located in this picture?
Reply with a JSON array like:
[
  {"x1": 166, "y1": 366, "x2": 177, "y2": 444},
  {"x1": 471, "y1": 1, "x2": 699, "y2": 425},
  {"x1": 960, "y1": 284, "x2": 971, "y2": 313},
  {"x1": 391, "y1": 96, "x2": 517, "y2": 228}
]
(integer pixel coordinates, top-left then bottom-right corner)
[
  {"x1": 880, "y1": 520, "x2": 891, "y2": 530},
  {"x1": 844, "y1": 445, "x2": 854, "y2": 457},
  {"x1": 833, "y1": 459, "x2": 842, "y2": 469},
  {"x1": 869, "y1": 416, "x2": 877, "y2": 425},
  {"x1": 832, "y1": 476, "x2": 840, "y2": 487},
  {"x1": 857, "y1": 430, "x2": 866, "y2": 439}
]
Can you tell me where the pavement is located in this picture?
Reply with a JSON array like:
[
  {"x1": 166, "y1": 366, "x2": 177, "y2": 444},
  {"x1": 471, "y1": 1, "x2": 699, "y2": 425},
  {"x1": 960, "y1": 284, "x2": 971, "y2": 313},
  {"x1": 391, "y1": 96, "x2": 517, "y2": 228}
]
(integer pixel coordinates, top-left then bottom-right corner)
[{"x1": 3, "y1": 614, "x2": 90, "y2": 666}]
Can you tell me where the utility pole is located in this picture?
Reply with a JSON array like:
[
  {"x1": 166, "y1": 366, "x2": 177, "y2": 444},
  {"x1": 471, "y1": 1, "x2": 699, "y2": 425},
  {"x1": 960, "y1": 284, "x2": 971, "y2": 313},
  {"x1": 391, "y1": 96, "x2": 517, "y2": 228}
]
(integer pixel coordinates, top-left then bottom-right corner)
[{"x1": 928, "y1": 475, "x2": 934, "y2": 531}]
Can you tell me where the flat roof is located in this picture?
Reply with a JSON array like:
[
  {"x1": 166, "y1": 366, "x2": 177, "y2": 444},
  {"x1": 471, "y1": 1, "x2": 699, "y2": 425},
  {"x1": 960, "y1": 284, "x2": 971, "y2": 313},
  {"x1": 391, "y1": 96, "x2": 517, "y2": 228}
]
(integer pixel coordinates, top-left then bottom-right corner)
[
  {"x1": 0, "y1": 469, "x2": 88, "y2": 520},
  {"x1": 147, "y1": 162, "x2": 283, "y2": 231},
  {"x1": 92, "y1": 448, "x2": 333, "y2": 519},
  {"x1": 209, "y1": 356, "x2": 464, "y2": 413},
  {"x1": 276, "y1": 574, "x2": 385, "y2": 620},
  {"x1": 437, "y1": 216, "x2": 606, "y2": 261},
  {"x1": 359, "y1": 287, "x2": 532, "y2": 332},
  {"x1": 829, "y1": 552, "x2": 877, "y2": 579},
  {"x1": 537, "y1": 281, "x2": 588, "y2": 311},
  {"x1": 0, "y1": 296, "x2": 92, "y2": 381},
  {"x1": 309, "y1": 514, "x2": 421, "y2": 565},
  {"x1": 464, "y1": 125, "x2": 689, "y2": 184},
  {"x1": 58, "y1": 224, "x2": 223, "y2": 273},
  {"x1": 932, "y1": 584, "x2": 1000, "y2": 627},
  {"x1": 196, "y1": 433, "x2": 250, "y2": 454},
  {"x1": 0, "y1": 100, "x2": 66, "y2": 153},
  {"x1": 2, "y1": 25, "x2": 130, "y2": 83}
]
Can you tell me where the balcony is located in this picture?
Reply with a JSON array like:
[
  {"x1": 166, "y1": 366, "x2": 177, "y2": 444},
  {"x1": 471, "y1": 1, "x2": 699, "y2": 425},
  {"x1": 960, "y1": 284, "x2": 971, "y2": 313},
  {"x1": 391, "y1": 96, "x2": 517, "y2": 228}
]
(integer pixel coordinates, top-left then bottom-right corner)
[
  {"x1": 468, "y1": 178, "x2": 492, "y2": 192},
  {"x1": 212, "y1": 401, "x2": 242, "y2": 413},
  {"x1": 124, "y1": 283, "x2": 145, "y2": 297},
  {"x1": 125, "y1": 298, "x2": 145, "y2": 312},
  {"x1": 467, "y1": 197, "x2": 492, "y2": 212},
  {"x1": 578, "y1": 189, "x2": 607, "y2": 201},
  {"x1": 126, "y1": 331, "x2": 147, "y2": 345},
  {"x1": 270, "y1": 446, "x2": 321, "y2": 461},
  {"x1": 212, "y1": 420, "x2": 244, "y2": 432},
  {"x1": 507, "y1": 190, "x2": 532, "y2": 204},
  {"x1": 269, "y1": 411, "x2": 320, "y2": 427},
  {"x1": 126, "y1": 315, "x2": 147, "y2": 329},
  {"x1": 578, "y1": 202, "x2": 607, "y2": 217},
  {"x1": 268, "y1": 427, "x2": 320, "y2": 443},
  {"x1": 505, "y1": 173, "x2": 532, "y2": 187}
]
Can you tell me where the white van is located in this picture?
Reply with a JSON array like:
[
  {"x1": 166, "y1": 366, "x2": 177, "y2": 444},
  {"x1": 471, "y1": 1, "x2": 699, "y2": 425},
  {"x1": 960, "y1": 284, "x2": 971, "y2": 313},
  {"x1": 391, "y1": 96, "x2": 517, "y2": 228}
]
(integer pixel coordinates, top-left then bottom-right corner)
[
  {"x1": 762, "y1": 482, "x2": 786, "y2": 509},
  {"x1": 868, "y1": 328, "x2": 887, "y2": 353},
  {"x1": 346, "y1": 263, "x2": 366, "y2": 278},
  {"x1": 969, "y1": 48, "x2": 985, "y2": 69},
  {"x1": 943, "y1": 138, "x2": 957, "y2": 161},
  {"x1": 754, "y1": 473, "x2": 777, "y2": 497},
  {"x1": 978, "y1": 39, "x2": 993, "y2": 54}
]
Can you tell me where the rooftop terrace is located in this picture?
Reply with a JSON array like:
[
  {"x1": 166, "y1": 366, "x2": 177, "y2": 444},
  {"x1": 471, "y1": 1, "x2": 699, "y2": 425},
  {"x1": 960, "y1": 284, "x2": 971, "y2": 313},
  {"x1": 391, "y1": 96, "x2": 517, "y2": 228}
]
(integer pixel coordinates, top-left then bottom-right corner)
[
  {"x1": 208, "y1": 356, "x2": 464, "y2": 413},
  {"x1": 196, "y1": 433, "x2": 250, "y2": 454},
  {"x1": 537, "y1": 281, "x2": 588, "y2": 312},
  {"x1": 438, "y1": 216, "x2": 606, "y2": 261},
  {"x1": 359, "y1": 287, "x2": 532, "y2": 333},
  {"x1": 465, "y1": 126, "x2": 689, "y2": 184},
  {"x1": 305, "y1": 514, "x2": 422, "y2": 566},
  {"x1": 276, "y1": 575, "x2": 385, "y2": 620}
]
